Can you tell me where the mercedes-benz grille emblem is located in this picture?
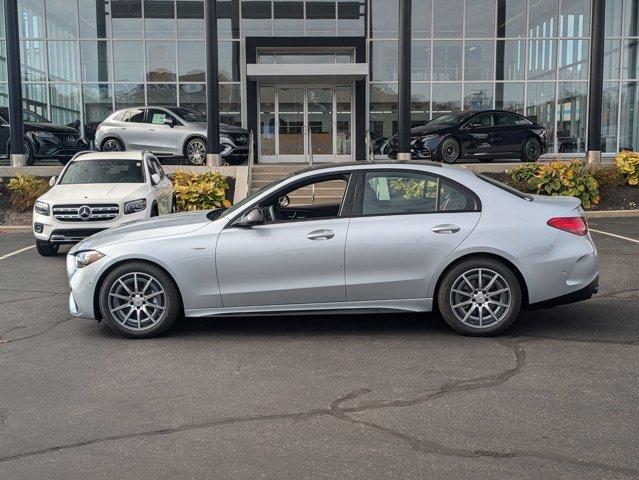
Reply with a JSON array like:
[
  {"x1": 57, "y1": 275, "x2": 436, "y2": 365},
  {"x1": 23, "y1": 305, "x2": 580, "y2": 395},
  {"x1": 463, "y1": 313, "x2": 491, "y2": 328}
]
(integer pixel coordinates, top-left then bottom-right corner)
[
  {"x1": 238, "y1": 135, "x2": 246, "y2": 143},
  {"x1": 67, "y1": 135, "x2": 76, "y2": 144},
  {"x1": 78, "y1": 205, "x2": 92, "y2": 220}
]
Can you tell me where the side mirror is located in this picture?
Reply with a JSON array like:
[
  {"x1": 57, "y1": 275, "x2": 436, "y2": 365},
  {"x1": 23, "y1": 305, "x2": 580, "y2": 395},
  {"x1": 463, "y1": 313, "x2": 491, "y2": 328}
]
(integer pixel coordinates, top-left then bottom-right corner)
[
  {"x1": 150, "y1": 173, "x2": 161, "y2": 185},
  {"x1": 49, "y1": 176, "x2": 57, "y2": 187},
  {"x1": 234, "y1": 207, "x2": 264, "y2": 228},
  {"x1": 164, "y1": 117, "x2": 176, "y2": 128}
]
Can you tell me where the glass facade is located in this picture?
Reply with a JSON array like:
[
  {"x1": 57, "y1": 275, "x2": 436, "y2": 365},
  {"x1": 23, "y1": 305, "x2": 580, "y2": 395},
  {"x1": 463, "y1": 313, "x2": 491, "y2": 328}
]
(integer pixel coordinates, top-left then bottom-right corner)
[{"x1": 0, "y1": 0, "x2": 635, "y2": 154}]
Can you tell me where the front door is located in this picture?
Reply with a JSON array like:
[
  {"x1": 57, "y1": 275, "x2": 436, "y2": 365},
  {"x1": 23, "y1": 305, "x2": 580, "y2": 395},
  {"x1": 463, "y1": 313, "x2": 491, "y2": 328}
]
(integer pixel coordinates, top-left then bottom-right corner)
[
  {"x1": 259, "y1": 85, "x2": 353, "y2": 163},
  {"x1": 145, "y1": 108, "x2": 179, "y2": 154}
]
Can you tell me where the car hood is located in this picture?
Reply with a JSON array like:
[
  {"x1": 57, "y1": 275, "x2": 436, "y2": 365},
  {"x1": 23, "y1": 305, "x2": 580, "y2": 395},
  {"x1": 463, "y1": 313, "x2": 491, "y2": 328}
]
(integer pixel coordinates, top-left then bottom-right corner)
[
  {"x1": 70, "y1": 211, "x2": 213, "y2": 253},
  {"x1": 24, "y1": 122, "x2": 80, "y2": 134},
  {"x1": 40, "y1": 183, "x2": 148, "y2": 203},
  {"x1": 409, "y1": 124, "x2": 455, "y2": 137}
]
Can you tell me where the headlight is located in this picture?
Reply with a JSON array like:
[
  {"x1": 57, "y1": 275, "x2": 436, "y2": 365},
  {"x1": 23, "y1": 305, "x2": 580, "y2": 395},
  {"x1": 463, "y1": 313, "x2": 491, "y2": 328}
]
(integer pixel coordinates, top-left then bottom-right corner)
[
  {"x1": 34, "y1": 201, "x2": 50, "y2": 216},
  {"x1": 75, "y1": 250, "x2": 105, "y2": 268},
  {"x1": 420, "y1": 134, "x2": 438, "y2": 141},
  {"x1": 32, "y1": 131, "x2": 57, "y2": 139},
  {"x1": 124, "y1": 198, "x2": 146, "y2": 214}
]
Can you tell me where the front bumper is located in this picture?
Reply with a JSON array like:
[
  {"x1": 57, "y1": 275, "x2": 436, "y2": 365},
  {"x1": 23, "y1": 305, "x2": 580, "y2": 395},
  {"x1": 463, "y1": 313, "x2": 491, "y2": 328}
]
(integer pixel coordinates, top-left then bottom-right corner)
[
  {"x1": 67, "y1": 252, "x2": 109, "y2": 319},
  {"x1": 33, "y1": 138, "x2": 89, "y2": 160},
  {"x1": 222, "y1": 146, "x2": 249, "y2": 164}
]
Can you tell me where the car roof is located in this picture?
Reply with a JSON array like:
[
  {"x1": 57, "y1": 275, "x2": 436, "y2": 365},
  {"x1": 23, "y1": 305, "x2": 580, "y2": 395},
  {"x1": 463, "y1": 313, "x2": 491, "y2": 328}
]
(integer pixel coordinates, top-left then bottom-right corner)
[
  {"x1": 69, "y1": 151, "x2": 150, "y2": 162},
  {"x1": 296, "y1": 160, "x2": 442, "y2": 174}
]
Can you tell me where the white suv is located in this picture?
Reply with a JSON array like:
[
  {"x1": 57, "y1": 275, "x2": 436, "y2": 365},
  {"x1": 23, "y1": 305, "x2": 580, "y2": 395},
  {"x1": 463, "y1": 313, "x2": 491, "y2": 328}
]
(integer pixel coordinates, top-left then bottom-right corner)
[{"x1": 32, "y1": 151, "x2": 174, "y2": 256}]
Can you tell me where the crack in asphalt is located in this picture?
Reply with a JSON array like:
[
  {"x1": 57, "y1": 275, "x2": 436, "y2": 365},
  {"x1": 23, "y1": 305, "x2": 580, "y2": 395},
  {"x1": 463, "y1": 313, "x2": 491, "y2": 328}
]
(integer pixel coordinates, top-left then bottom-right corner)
[
  {"x1": 0, "y1": 292, "x2": 66, "y2": 306},
  {"x1": 512, "y1": 333, "x2": 639, "y2": 346},
  {"x1": 1, "y1": 338, "x2": 636, "y2": 476},
  {"x1": 0, "y1": 318, "x2": 74, "y2": 345},
  {"x1": 0, "y1": 286, "x2": 69, "y2": 295}
]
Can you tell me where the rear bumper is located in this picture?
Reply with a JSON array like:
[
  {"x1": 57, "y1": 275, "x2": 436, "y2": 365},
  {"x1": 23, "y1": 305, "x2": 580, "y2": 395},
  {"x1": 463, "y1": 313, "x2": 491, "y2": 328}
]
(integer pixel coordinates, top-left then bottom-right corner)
[{"x1": 526, "y1": 274, "x2": 599, "y2": 310}]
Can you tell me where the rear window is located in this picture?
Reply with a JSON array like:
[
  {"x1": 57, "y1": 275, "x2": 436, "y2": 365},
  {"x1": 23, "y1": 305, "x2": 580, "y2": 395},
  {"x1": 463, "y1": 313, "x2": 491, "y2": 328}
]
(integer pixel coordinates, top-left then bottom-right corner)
[{"x1": 475, "y1": 173, "x2": 533, "y2": 201}]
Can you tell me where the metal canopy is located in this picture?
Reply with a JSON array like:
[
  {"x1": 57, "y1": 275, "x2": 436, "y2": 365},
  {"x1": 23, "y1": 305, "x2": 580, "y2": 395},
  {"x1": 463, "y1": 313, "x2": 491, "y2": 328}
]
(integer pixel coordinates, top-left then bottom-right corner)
[{"x1": 246, "y1": 63, "x2": 368, "y2": 84}]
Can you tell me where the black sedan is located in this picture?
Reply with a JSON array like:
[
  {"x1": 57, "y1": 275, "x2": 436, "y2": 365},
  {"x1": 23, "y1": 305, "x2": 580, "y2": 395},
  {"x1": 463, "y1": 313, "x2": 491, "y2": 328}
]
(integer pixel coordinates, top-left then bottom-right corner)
[
  {"x1": 0, "y1": 107, "x2": 89, "y2": 165},
  {"x1": 388, "y1": 110, "x2": 547, "y2": 163}
]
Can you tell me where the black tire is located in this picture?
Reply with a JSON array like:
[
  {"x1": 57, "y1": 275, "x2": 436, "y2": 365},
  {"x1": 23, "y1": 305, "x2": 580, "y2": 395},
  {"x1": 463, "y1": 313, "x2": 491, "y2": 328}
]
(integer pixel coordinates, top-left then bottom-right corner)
[
  {"x1": 150, "y1": 203, "x2": 159, "y2": 217},
  {"x1": 437, "y1": 257, "x2": 522, "y2": 336},
  {"x1": 98, "y1": 261, "x2": 181, "y2": 339},
  {"x1": 438, "y1": 137, "x2": 461, "y2": 164},
  {"x1": 36, "y1": 240, "x2": 59, "y2": 257},
  {"x1": 101, "y1": 138, "x2": 124, "y2": 152},
  {"x1": 171, "y1": 197, "x2": 177, "y2": 213},
  {"x1": 521, "y1": 137, "x2": 542, "y2": 162},
  {"x1": 7, "y1": 141, "x2": 35, "y2": 165},
  {"x1": 185, "y1": 137, "x2": 207, "y2": 165}
]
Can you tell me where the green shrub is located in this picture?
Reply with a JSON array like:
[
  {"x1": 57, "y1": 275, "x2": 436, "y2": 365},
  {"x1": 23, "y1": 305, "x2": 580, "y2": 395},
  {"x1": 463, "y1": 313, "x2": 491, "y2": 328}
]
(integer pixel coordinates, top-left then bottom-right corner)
[
  {"x1": 171, "y1": 170, "x2": 232, "y2": 211},
  {"x1": 614, "y1": 151, "x2": 639, "y2": 186},
  {"x1": 591, "y1": 165, "x2": 626, "y2": 188},
  {"x1": 532, "y1": 161, "x2": 600, "y2": 208},
  {"x1": 7, "y1": 174, "x2": 49, "y2": 212}
]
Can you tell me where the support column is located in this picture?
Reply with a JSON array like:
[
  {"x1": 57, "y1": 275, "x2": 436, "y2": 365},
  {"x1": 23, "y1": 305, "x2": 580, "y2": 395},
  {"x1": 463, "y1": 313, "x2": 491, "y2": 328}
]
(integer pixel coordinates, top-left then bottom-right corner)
[
  {"x1": 4, "y1": 0, "x2": 25, "y2": 167},
  {"x1": 205, "y1": 0, "x2": 221, "y2": 167},
  {"x1": 586, "y1": 0, "x2": 606, "y2": 163},
  {"x1": 397, "y1": 0, "x2": 412, "y2": 161}
]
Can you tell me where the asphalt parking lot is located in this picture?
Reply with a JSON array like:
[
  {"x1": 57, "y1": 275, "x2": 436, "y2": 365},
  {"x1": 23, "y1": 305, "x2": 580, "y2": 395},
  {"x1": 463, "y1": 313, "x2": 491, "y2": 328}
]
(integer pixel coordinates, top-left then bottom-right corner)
[{"x1": 0, "y1": 218, "x2": 638, "y2": 479}]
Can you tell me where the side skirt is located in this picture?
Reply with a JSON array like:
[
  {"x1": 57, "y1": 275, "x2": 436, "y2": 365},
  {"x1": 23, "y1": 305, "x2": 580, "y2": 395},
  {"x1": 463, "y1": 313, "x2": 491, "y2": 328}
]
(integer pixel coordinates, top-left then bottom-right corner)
[{"x1": 185, "y1": 298, "x2": 433, "y2": 318}]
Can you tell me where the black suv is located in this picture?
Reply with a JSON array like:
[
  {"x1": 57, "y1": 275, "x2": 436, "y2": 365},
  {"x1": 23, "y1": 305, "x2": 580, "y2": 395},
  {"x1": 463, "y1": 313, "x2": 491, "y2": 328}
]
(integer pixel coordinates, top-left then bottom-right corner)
[{"x1": 0, "y1": 108, "x2": 88, "y2": 165}]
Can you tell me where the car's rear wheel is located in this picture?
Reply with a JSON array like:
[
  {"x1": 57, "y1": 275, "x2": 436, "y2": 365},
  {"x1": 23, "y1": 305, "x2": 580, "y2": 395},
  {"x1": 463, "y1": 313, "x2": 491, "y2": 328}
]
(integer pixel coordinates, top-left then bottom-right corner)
[
  {"x1": 186, "y1": 138, "x2": 207, "y2": 165},
  {"x1": 35, "y1": 240, "x2": 59, "y2": 256},
  {"x1": 99, "y1": 262, "x2": 180, "y2": 339},
  {"x1": 439, "y1": 137, "x2": 460, "y2": 164},
  {"x1": 437, "y1": 257, "x2": 521, "y2": 336},
  {"x1": 521, "y1": 137, "x2": 542, "y2": 162},
  {"x1": 101, "y1": 138, "x2": 124, "y2": 152}
]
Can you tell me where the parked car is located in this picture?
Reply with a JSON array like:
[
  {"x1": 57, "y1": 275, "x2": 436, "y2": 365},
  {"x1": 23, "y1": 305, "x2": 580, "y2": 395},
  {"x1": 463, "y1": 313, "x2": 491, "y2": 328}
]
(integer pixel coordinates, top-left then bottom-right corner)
[
  {"x1": 66, "y1": 162, "x2": 598, "y2": 339},
  {"x1": 0, "y1": 107, "x2": 89, "y2": 165},
  {"x1": 388, "y1": 110, "x2": 547, "y2": 163},
  {"x1": 95, "y1": 106, "x2": 250, "y2": 165},
  {"x1": 33, "y1": 151, "x2": 174, "y2": 256}
]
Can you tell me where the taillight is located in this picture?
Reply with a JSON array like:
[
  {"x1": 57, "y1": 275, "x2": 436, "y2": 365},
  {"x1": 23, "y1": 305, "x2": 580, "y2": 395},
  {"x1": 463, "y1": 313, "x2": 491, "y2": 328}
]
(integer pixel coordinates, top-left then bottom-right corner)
[{"x1": 547, "y1": 217, "x2": 588, "y2": 236}]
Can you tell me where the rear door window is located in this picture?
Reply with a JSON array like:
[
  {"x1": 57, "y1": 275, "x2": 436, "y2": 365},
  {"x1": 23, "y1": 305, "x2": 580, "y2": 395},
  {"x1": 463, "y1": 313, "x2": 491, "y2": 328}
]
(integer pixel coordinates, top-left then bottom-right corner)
[{"x1": 127, "y1": 108, "x2": 145, "y2": 123}]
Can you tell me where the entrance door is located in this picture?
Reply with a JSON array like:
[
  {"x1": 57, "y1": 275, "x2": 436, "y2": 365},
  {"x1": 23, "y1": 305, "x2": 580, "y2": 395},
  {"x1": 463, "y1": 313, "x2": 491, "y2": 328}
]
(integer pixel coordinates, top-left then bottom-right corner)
[{"x1": 259, "y1": 85, "x2": 353, "y2": 163}]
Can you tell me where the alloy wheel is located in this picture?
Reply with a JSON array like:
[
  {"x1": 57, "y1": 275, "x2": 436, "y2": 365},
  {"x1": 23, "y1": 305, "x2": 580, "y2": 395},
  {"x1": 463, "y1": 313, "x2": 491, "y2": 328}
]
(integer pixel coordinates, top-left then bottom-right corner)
[
  {"x1": 187, "y1": 139, "x2": 206, "y2": 165},
  {"x1": 102, "y1": 139, "x2": 122, "y2": 151},
  {"x1": 449, "y1": 268, "x2": 512, "y2": 329},
  {"x1": 525, "y1": 139, "x2": 540, "y2": 160},
  {"x1": 107, "y1": 272, "x2": 167, "y2": 332},
  {"x1": 441, "y1": 139, "x2": 459, "y2": 163}
]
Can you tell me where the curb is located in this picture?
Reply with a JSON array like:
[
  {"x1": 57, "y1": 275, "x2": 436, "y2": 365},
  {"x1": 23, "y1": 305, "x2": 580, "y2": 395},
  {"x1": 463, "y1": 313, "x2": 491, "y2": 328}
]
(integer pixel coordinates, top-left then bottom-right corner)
[{"x1": 585, "y1": 210, "x2": 639, "y2": 218}]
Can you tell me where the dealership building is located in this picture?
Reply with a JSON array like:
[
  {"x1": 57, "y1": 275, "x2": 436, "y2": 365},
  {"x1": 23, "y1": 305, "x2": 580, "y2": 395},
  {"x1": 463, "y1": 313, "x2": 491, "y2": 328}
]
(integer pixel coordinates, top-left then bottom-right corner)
[{"x1": 1, "y1": 0, "x2": 638, "y2": 162}]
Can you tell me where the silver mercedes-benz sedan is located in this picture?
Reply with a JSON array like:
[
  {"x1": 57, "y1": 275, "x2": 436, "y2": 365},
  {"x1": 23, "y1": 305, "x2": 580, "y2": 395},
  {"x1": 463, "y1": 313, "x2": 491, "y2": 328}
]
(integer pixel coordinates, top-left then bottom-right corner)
[{"x1": 67, "y1": 162, "x2": 599, "y2": 339}]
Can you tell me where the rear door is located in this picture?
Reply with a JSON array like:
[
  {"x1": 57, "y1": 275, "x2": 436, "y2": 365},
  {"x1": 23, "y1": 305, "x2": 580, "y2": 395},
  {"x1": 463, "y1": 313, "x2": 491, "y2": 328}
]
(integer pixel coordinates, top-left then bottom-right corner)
[
  {"x1": 345, "y1": 170, "x2": 481, "y2": 301},
  {"x1": 123, "y1": 108, "x2": 148, "y2": 150},
  {"x1": 494, "y1": 112, "x2": 530, "y2": 153}
]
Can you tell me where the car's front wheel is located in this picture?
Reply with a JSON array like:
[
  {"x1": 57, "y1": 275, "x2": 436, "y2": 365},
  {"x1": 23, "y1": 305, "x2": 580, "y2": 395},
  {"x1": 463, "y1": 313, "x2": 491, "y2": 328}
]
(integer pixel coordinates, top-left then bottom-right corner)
[
  {"x1": 521, "y1": 137, "x2": 542, "y2": 162},
  {"x1": 437, "y1": 257, "x2": 522, "y2": 336},
  {"x1": 35, "y1": 240, "x2": 59, "y2": 256},
  {"x1": 438, "y1": 137, "x2": 461, "y2": 164},
  {"x1": 98, "y1": 262, "x2": 181, "y2": 338},
  {"x1": 185, "y1": 138, "x2": 207, "y2": 165}
]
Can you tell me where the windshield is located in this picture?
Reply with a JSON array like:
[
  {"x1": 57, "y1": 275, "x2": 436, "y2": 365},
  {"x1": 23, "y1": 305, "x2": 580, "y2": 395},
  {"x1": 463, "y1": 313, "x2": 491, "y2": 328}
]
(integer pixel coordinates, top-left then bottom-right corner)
[
  {"x1": 0, "y1": 109, "x2": 49, "y2": 123},
  {"x1": 167, "y1": 107, "x2": 206, "y2": 122},
  {"x1": 59, "y1": 160, "x2": 145, "y2": 184},
  {"x1": 428, "y1": 113, "x2": 471, "y2": 126}
]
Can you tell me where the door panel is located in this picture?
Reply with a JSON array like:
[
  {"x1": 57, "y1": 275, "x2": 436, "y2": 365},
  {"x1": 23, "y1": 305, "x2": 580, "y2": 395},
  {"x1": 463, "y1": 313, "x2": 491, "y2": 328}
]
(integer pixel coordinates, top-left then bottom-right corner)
[
  {"x1": 124, "y1": 108, "x2": 147, "y2": 150},
  {"x1": 345, "y1": 212, "x2": 481, "y2": 301},
  {"x1": 216, "y1": 219, "x2": 349, "y2": 307},
  {"x1": 146, "y1": 109, "x2": 178, "y2": 154}
]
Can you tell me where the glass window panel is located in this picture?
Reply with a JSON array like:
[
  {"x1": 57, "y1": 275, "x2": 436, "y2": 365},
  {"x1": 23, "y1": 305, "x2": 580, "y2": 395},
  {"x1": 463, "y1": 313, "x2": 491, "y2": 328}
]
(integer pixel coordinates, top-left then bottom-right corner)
[
  {"x1": 113, "y1": 41, "x2": 143, "y2": 81},
  {"x1": 259, "y1": 86, "x2": 276, "y2": 155},
  {"x1": 20, "y1": 40, "x2": 47, "y2": 81},
  {"x1": 465, "y1": 0, "x2": 495, "y2": 38},
  {"x1": 0, "y1": 0, "x2": 4, "y2": 38},
  {"x1": 528, "y1": 0, "x2": 558, "y2": 38},
  {"x1": 307, "y1": 87, "x2": 333, "y2": 155},
  {"x1": 412, "y1": 0, "x2": 431, "y2": 38},
  {"x1": 604, "y1": 39, "x2": 621, "y2": 79},
  {"x1": 48, "y1": 41, "x2": 79, "y2": 82},
  {"x1": 623, "y1": 39, "x2": 639, "y2": 79},
  {"x1": 432, "y1": 83, "x2": 461, "y2": 118},
  {"x1": 432, "y1": 40, "x2": 462, "y2": 81},
  {"x1": 49, "y1": 83, "x2": 81, "y2": 127},
  {"x1": 178, "y1": 41, "x2": 205, "y2": 81},
  {"x1": 412, "y1": 40, "x2": 430, "y2": 81},
  {"x1": 528, "y1": 39, "x2": 557, "y2": 80},
  {"x1": 465, "y1": 40, "x2": 494, "y2": 81},
  {"x1": 496, "y1": 40, "x2": 525, "y2": 80},
  {"x1": 558, "y1": 39, "x2": 588, "y2": 80},
  {"x1": 218, "y1": 0, "x2": 240, "y2": 39},
  {"x1": 369, "y1": 82, "x2": 397, "y2": 138},
  {"x1": 602, "y1": 81, "x2": 619, "y2": 152},
  {"x1": 22, "y1": 82, "x2": 47, "y2": 117},
  {"x1": 220, "y1": 83, "x2": 241, "y2": 125},
  {"x1": 146, "y1": 41, "x2": 176, "y2": 81},
  {"x1": 79, "y1": 0, "x2": 112, "y2": 38},
  {"x1": 433, "y1": 0, "x2": 462, "y2": 38},
  {"x1": 0, "y1": 42, "x2": 6, "y2": 82},
  {"x1": 337, "y1": 0, "x2": 366, "y2": 36},
  {"x1": 114, "y1": 83, "x2": 144, "y2": 109},
  {"x1": 559, "y1": 0, "x2": 589, "y2": 37},
  {"x1": 278, "y1": 87, "x2": 304, "y2": 154},
  {"x1": 274, "y1": 0, "x2": 304, "y2": 36},
  {"x1": 80, "y1": 40, "x2": 111, "y2": 82},
  {"x1": 605, "y1": 0, "x2": 623, "y2": 37},
  {"x1": 496, "y1": 0, "x2": 526, "y2": 38},
  {"x1": 556, "y1": 82, "x2": 587, "y2": 153},
  {"x1": 18, "y1": 0, "x2": 45, "y2": 38},
  {"x1": 306, "y1": 0, "x2": 336, "y2": 36},
  {"x1": 177, "y1": 0, "x2": 204, "y2": 39},
  {"x1": 495, "y1": 82, "x2": 525, "y2": 113},
  {"x1": 371, "y1": 41, "x2": 397, "y2": 81},
  {"x1": 526, "y1": 82, "x2": 556, "y2": 152},
  {"x1": 624, "y1": 0, "x2": 639, "y2": 37},
  {"x1": 147, "y1": 84, "x2": 176, "y2": 105},
  {"x1": 179, "y1": 83, "x2": 205, "y2": 112},
  {"x1": 111, "y1": 0, "x2": 143, "y2": 37},
  {"x1": 411, "y1": 83, "x2": 430, "y2": 126},
  {"x1": 371, "y1": 0, "x2": 397, "y2": 38},
  {"x1": 0, "y1": 85, "x2": 7, "y2": 108},
  {"x1": 620, "y1": 81, "x2": 639, "y2": 150},
  {"x1": 242, "y1": 1, "x2": 272, "y2": 36},
  {"x1": 82, "y1": 84, "x2": 114, "y2": 127},
  {"x1": 46, "y1": 0, "x2": 78, "y2": 38},
  {"x1": 464, "y1": 83, "x2": 493, "y2": 110},
  {"x1": 144, "y1": 0, "x2": 175, "y2": 38},
  {"x1": 336, "y1": 85, "x2": 351, "y2": 155}
]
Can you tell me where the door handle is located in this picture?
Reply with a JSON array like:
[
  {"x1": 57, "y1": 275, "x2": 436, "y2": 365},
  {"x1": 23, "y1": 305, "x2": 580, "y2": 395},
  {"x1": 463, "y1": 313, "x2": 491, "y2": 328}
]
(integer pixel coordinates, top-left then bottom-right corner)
[
  {"x1": 306, "y1": 229, "x2": 335, "y2": 240},
  {"x1": 432, "y1": 224, "x2": 461, "y2": 234}
]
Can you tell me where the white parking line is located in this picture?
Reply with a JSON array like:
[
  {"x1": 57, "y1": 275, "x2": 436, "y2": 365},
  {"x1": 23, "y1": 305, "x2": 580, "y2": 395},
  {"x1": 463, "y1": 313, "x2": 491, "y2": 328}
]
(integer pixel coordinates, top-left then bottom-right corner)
[
  {"x1": 0, "y1": 245, "x2": 36, "y2": 261},
  {"x1": 590, "y1": 229, "x2": 639, "y2": 245}
]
